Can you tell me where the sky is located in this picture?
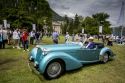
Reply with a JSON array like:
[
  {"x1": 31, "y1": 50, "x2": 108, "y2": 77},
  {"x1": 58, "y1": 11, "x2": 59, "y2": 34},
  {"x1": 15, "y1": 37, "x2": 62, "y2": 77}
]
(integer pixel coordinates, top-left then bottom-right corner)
[{"x1": 48, "y1": 0, "x2": 125, "y2": 26}]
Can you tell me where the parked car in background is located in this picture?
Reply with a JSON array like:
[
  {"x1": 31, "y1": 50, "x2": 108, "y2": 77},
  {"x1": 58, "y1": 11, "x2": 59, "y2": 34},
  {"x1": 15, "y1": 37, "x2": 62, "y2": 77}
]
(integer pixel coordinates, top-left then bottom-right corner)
[{"x1": 29, "y1": 42, "x2": 115, "y2": 79}]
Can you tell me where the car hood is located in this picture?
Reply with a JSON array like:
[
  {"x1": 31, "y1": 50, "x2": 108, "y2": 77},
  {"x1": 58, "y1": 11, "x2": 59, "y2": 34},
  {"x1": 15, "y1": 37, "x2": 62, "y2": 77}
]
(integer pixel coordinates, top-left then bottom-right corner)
[{"x1": 36, "y1": 44, "x2": 82, "y2": 51}]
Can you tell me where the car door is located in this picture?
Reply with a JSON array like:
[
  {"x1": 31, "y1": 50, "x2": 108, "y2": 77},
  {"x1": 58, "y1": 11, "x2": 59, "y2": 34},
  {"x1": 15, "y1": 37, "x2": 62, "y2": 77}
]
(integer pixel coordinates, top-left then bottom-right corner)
[{"x1": 79, "y1": 48, "x2": 100, "y2": 62}]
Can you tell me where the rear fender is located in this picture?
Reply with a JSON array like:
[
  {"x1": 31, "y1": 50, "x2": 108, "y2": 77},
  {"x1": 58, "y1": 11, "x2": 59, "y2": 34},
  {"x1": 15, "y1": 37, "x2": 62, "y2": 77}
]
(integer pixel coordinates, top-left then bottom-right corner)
[
  {"x1": 99, "y1": 47, "x2": 113, "y2": 60},
  {"x1": 39, "y1": 52, "x2": 82, "y2": 74}
]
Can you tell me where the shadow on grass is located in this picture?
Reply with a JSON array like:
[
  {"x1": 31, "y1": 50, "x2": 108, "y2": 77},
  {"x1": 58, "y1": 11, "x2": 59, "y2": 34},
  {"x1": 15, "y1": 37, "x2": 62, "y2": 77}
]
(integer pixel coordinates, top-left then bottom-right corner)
[
  {"x1": 30, "y1": 62, "x2": 103, "y2": 81},
  {"x1": 0, "y1": 58, "x2": 18, "y2": 71},
  {"x1": 0, "y1": 58, "x2": 18, "y2": 65},
  {"x1": 30, "y1": 60, "x2": 114, "y2": 81},
  {"x1": 28, "y1": 62, "x2": 47, "y2": 81},
  {"x1": 0, "y1": 79, "x2": 13, "y2": 83},
  {"x1": 31, "y1": 70, "x2": 46, "y2": 81},
  {"x1": 29, "y1": 62, "x2": 64, "y2": 81}
]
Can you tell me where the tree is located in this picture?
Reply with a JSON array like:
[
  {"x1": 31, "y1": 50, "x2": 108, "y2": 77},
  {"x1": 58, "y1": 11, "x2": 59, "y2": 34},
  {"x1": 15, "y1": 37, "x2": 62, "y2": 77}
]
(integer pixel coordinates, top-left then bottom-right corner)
[
  {"x1": 92, "y1": 12, "x2": 111, "y2": 34},
  {"x1": 73, "y1": 14, "x2": 80, "y2": 33},
  {"x1": 82, "y1": 16, "x2": 98, "y2": 35},
  {"x1": 68, "y1": 19, "x2": 74, "y2": 34},
  {"x1": 80, "y1": 12, "x2": 111, "y2": 35},
  {"x1": 0, "y1": 0, "x2": 52, "y2": 30},
  {"x1": 62, "y1": 15, "x2": 69, "y2": 34}
]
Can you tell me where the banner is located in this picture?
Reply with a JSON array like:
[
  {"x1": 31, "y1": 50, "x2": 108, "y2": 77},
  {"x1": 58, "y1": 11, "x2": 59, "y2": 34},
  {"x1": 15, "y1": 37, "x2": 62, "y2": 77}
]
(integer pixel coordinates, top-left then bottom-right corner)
[
  {"x1": 82, "y1": 28, "x2": 84, "y2": 33},
  {"x1": 32, "y1": 24, "x2": 36, "y2": 31},
  {"x1": 99, "y1": 26, "x2": 102, "y2": 33},
  {"x1": 3, "y1": 20, "x2": 7, "y2": 28}
]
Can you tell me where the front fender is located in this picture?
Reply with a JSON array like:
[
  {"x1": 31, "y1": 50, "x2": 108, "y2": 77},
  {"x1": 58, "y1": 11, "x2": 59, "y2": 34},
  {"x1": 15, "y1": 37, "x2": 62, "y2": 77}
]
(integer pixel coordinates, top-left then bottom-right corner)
[
  {"x1": 39, "y1": 52, "x2": 82, "y2": 74},
  {"x1": 29, "y1": 47, "x2": 38, "y2": 61}
]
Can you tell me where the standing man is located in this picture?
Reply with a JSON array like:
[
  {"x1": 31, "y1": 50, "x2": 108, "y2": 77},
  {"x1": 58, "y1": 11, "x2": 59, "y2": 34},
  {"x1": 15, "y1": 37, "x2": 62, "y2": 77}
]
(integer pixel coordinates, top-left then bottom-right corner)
[
  {"x1": 65, "y1": 32, "x2": 70, "y2": 42},
  {"x1": 72, "y1": 33, "x2": 75, "y2": 42},
  {"x1": 0, "y1": 29, "x2": 3, "y2": 49},
  {"x1": 22, "y1": 29, "x2": 29, "y2": 51},
  {"x1": 2, "y1": 28, "x2": 8, "y2": 49},
  {"x1": 52, "y1": 31, "x2": 59, "y2": 44},
  {"x1": 7, "y1": 29, "x2": 12, "y2": 45},
  {"x1": 34, "y1": 31, "x2": 40, "y2": 45},
  {"x1": 12, "y1": 29, "x2": 20, "y2": 49},
  {"x1": 29, "y1": 30, "x2": 35, "y2": 45}
]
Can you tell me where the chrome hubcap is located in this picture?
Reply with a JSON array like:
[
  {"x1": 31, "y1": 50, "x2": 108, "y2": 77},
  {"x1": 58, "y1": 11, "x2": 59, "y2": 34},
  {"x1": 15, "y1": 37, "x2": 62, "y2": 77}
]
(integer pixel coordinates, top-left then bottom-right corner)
[
  {"x1": 103, "y1": 54, "x2": 108, "y2": 63},
  {"x1": 47, "y1": 62, "x2": 61, "y2": 77},
  {"x1": 29, "y1": 57, "x2": 32, "y2": 61}
]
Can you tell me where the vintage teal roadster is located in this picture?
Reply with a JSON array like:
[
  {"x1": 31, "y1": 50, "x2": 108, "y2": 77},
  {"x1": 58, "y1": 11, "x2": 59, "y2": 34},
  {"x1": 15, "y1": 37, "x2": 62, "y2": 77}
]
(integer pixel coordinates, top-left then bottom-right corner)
[{"x1": 29, "y1": 42, "x2": 115, "y2": 79}]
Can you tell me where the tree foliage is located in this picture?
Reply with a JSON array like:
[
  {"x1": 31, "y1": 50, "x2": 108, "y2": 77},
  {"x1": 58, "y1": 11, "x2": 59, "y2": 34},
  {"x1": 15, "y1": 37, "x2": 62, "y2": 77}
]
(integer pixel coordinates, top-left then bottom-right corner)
[
  {"x1": 62, "y1": 15, "x2": 69, "y2": 34},
  {"x1": 82, "y1": 16, "x2": 98, "y2": 35},
  {"x1": 0, "y1": 0, "x2": 52, "y2": 30},
  {"x1": 62, "y1": 14, "x2": 81, "y2": 34},
  {"x1": 62, "y1": 12, "x2": 111, "y2": 35},
  {"x1": 92, "y1": 12, "x2": 111, "y2": 34},
  {"x1": 81, "y1": 12, "x2": 111, "y2": 35}
]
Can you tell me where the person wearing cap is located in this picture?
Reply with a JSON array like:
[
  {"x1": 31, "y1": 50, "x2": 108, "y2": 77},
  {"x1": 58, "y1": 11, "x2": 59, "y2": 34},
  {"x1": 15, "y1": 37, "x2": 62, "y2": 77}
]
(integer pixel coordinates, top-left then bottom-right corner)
[
  {"x1": 86, "y1": 37, "x2": 95, "y2": 49},
  {"x1": 70, "y1": 34, "x2": 83, "y2": 47}
]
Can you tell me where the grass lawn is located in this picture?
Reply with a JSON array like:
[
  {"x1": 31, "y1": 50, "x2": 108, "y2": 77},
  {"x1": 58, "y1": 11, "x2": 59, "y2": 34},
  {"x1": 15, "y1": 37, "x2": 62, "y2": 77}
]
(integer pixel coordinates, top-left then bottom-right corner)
[{"x1": 0, "y1": 36, "x2": 125, "y2": 83}]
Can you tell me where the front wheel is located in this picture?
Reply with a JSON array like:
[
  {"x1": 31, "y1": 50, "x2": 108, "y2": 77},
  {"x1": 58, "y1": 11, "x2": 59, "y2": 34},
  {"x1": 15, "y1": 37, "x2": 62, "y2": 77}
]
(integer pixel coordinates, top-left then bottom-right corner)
[
  {"x1": 102, "y1": 53, "x2": 109, "y2": 63},
  {"x1": 43, "y1": 59, "x2": 65, "y2": 79}
]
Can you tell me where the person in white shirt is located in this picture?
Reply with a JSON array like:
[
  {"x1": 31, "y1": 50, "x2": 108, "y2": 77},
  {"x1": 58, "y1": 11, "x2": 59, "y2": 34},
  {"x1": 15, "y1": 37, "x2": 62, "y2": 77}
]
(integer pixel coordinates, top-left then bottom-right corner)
[
  {"x1": 12, "y1": 29, "x2": 20, "y2": 49},
  {"x1": 65, "y1": 32, "x2": 70, "y2": 42}
]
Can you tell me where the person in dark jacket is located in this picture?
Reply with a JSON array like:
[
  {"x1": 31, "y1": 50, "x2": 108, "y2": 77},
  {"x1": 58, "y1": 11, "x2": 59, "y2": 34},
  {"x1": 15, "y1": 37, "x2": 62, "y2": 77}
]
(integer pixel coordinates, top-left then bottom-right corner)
[
  {"x1": 0, "y1": 31, "x2": 3, "y2": 49},
  {"x1": 86, "y1": 37, "x2": 95, "y2": 49},
  {"x1": 35, "y1": 31, "x2": 40, "y2": 44},
  {"x1": 21, "y1": 29, "x2": 29, "y2": 51},
  {"x1": 52, "y1": 31, "x2": 59, "y2": 44}
]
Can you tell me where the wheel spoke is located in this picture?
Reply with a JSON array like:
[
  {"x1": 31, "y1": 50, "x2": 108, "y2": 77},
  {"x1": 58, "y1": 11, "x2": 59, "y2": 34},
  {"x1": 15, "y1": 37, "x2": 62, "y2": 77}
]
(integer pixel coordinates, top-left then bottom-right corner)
[
  {"x1": 47, "y1": 62, "x2": 61, "y2": 77},
  {"x1": 103, "y1": 53, "x2": 109, "y2": 63}
]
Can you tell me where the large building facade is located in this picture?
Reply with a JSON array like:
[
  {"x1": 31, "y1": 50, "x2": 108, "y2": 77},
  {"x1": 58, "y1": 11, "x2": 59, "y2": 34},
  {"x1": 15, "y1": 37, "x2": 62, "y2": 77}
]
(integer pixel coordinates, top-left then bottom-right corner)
[{"x1": 52, "y1": 21, "x2": 63, "y2": 34}]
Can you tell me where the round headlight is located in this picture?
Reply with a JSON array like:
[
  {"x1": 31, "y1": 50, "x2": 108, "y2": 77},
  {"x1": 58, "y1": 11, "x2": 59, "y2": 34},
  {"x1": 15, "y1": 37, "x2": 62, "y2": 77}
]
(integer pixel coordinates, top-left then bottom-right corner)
[{"x1": 42, "y1": 48, "x2": 50, "y2": 55}]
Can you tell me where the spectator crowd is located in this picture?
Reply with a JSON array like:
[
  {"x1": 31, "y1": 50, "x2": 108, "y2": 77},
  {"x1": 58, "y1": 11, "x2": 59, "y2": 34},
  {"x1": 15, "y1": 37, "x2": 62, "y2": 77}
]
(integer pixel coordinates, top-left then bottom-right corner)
[
  {"x1": 0, "y1": 27, "x2": 125, "y2": 51},
  {"x1": 0, "y1": 27, "x2": 42, "y2": 51}
]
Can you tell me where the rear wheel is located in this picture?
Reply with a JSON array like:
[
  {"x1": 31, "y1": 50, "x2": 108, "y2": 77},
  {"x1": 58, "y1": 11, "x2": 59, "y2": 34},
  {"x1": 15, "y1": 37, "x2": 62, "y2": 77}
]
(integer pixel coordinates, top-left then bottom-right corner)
[
  {"x1": 102, "y1": 53, "x2": 109, "y2": 63},
  {"x1": 43, "y1": 59, "x2": 65, "y2": 79}
]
